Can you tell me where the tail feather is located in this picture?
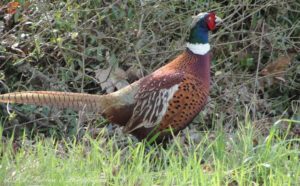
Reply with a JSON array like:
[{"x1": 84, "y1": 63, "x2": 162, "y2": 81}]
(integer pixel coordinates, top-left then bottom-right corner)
[
  {"x1": 0, "y1": 83, "x2": 139, "y2": 125},
  {"x1": 0, "y1": 91, "x2": 103, "y2": 112}
]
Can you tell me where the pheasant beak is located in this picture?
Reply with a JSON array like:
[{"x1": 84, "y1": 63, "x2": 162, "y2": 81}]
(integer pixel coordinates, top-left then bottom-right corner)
[{"x1": 215, "y1": 16, "x2": 223, "y2": 26}]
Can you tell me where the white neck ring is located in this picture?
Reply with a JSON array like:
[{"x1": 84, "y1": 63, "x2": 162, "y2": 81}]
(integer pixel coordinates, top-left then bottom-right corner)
[{"x1": 186, "y1": 42, "x2": 210, "y2": 55}]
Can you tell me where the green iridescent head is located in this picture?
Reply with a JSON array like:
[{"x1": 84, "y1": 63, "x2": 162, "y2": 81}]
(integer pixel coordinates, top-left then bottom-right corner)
[{"x1": 188, "y1": 12, "x2": 222, "y2": 44}]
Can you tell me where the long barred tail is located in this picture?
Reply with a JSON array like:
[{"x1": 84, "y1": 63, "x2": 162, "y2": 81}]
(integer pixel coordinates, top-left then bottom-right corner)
[{"x1": 0, "y1": 91, "x2": 104, "y2": 112}]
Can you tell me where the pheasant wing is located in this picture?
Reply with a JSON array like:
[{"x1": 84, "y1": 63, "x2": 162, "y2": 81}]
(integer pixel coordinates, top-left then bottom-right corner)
[{"x1": 123, "y1": 72, "x2": 184, "y2": 133}]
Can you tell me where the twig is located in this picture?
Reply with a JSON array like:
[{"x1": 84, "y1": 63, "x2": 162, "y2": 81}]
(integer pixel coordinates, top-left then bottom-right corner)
[{"x1": 253, "y1": 21, "x2": 264, "y2": 121}]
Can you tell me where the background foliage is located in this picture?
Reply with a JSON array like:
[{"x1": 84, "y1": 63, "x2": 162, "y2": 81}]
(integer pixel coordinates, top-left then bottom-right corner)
[{"x1": 0, "y1": 0, "x2": 299, "y2": 140}]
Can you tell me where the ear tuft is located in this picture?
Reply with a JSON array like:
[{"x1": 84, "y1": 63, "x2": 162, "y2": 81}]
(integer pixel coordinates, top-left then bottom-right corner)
[{"x1": 191, "y1": 12, "x2": 208, "y2": 28}]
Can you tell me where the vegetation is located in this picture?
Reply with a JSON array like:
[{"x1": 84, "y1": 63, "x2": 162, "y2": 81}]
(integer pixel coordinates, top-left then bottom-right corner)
[
  {"x1": 0, "y1": 0, "x2": 299, "y2": 185},
  {"x1": 1, "y1": 119, "x2": 300, "y2": 185}
]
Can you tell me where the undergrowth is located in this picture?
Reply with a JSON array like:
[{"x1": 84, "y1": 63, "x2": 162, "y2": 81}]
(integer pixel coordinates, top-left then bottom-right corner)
[{"x1": 0, "y1": 0, "x2": 299, "y2": 138}]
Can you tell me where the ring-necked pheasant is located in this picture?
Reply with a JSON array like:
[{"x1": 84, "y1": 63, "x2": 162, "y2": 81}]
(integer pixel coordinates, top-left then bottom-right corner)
[{"x1": 0, "y1": 12, "x2": 222, "y2": 142}]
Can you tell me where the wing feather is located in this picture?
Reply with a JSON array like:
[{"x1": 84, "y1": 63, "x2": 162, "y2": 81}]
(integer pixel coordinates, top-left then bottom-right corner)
[{"x1": 123, "y1": 72, "x2": 183, "y2": 133}]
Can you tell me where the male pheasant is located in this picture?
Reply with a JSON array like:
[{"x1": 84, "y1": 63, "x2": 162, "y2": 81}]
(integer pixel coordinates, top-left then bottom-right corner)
[{"x1": 0, "y1": 12, "x2": 222, "y2": 142}]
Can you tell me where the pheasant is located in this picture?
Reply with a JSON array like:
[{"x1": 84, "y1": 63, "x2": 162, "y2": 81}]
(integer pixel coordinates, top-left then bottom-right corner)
[{"x1": 0, "y1": 12, "x2": 222, "y2": 142}]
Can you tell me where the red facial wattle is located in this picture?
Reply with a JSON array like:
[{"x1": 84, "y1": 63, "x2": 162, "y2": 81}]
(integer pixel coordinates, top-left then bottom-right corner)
[{"x1": 207, "y1": 13, "x2": 216, "y2": 30}]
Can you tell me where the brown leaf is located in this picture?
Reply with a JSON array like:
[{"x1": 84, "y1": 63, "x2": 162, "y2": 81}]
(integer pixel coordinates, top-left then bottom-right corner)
[
  {"x1": 95, "y1": 66, "x2": 129, "y2": 93},
  {"x1": 126, "y1": 66, "x2": 144, "y2": 82},
  {"x1": 6, "y1": 2, "x2": 20, "y2": 14},
  {"x1": 202, "y1": 163, "x2": 214, "y2": 173},
  {"x1": 259, "y1": 54, "x2": 293, "y2": 88},
  {"x1": 260, "y1": 55, "x2": 291, "y2": 78},
  {"x1": 1, "y1": 34, "x2": 17, "y2": 46}
]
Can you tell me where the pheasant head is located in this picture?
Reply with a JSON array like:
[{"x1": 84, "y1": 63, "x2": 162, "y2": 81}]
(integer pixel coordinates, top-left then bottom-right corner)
[{"x1": 187, "y1": 12, "x2": 222, "y2": 55}]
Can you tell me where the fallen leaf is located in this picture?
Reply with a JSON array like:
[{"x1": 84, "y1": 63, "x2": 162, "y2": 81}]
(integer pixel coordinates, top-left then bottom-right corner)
[
  {"x1": 6, "y1": 2, "x2": 20, "y2": 14},
  {"x1": 1, "y1": 34, "x2": 17, "y2": 46},
  {"x1": 260, "y1": 55, "x2": 291, "y2": 79},
  {"x1": 259, "y1": 54, "x2": 293, "y2": 88},
  {"x1": 202, "y1": 163, "x2": 214, "y2": 173},
  {"x1": 95, "y1": 66, "x2": 129, "y2": 93},
  {"x1": 215, "y1": 70, "x2": 222, "y2": 76},
  {"x1": 126, "y1": 66, "x2": 144, "y2": 82}
]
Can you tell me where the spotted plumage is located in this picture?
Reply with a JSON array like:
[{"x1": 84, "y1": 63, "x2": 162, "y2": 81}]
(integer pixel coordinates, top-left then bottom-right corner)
[
  {"x1": 124, "y1": 50, "x2": 211, "y2": 141},
  {"x1": 0, "y1": 12, "x2": 222, "y2": 142}
]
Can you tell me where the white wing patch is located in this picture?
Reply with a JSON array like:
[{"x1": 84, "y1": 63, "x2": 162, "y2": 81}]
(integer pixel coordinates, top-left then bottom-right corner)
[
  {"x1": 125, "y1": 84, "x2": 179, "y2": 133},
  {"x1": 186, "y1": 42, "x2": 210, "y2": 55}
]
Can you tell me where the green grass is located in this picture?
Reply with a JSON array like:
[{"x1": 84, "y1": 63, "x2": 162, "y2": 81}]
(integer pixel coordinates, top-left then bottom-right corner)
[{"x1": 1, "y1": 119, "x2": 299, "y2": 185}]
